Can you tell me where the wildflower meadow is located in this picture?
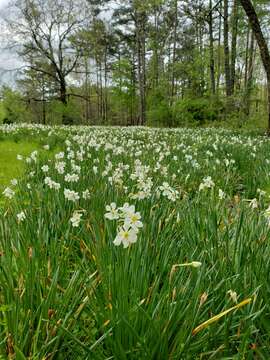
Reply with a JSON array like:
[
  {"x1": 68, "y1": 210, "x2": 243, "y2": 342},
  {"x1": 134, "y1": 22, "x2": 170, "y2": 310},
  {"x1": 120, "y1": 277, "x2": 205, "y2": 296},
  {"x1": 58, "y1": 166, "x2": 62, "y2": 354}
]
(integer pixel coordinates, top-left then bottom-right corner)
[{"x1": 0, "y1": 124, "x2": 270, "y2": 358}]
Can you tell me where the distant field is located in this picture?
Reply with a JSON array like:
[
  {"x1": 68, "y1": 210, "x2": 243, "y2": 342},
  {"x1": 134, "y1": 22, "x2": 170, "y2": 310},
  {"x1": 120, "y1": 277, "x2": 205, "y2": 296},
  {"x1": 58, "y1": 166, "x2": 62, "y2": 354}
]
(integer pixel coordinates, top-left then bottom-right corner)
[
  {"x1": 1, "y1": 124, "x2": 270, "y2": 359},
  {"x1": 0, "y1": 140, "x2": 38, "y2": 191}
]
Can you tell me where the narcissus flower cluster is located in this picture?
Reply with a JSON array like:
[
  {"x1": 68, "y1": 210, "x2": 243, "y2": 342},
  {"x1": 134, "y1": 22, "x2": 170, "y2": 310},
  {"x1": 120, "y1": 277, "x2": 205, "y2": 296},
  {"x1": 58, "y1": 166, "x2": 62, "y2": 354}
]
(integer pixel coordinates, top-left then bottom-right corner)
[{"x1": 105, "y1": 202, "x2": 143, "y2": 248}]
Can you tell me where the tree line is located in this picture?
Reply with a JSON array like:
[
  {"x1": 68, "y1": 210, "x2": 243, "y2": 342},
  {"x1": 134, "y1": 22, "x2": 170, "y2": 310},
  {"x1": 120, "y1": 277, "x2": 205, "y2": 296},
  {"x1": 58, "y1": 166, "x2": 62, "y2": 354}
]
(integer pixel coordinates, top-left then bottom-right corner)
[{"x1": 1, "y1": 0, "x2": 270, "y2": 129}]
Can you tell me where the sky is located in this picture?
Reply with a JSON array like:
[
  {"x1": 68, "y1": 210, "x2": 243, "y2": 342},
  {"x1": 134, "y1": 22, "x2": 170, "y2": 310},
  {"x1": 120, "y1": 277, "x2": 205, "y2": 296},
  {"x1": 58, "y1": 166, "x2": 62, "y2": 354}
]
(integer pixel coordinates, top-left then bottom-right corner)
[
  {"x1": 0, "y1": 0, "x2": 23, "y2": 86},
  {"x1": 0, "y1": 0, "x2": 112, "y2": 88},
  {"x1": 0, "y1": 0, "x2": 9, "y2": 10}
]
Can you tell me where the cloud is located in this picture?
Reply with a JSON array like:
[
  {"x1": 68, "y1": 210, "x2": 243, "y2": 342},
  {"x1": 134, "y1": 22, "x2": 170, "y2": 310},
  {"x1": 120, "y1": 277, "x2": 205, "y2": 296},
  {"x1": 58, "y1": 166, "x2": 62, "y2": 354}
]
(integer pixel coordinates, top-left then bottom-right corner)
[
  {"x1": 0, "y1": 0, "x2": 23, "y2": 86},
  {"x1": 0, "y1": 0, "x2": 10, "y2": 10}
]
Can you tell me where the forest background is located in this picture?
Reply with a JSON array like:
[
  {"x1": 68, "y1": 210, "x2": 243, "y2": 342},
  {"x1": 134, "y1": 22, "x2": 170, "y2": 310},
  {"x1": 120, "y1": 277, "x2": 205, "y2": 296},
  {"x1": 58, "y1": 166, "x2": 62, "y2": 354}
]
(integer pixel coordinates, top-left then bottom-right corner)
[{"x1": 0, "y1": 0, "x2": 270, "y2": 130}]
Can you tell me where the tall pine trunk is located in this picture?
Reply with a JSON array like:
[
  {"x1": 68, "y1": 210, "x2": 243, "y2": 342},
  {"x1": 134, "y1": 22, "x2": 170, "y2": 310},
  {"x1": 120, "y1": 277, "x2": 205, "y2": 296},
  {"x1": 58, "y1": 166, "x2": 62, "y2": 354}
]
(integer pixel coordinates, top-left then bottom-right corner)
[
  {"x1": 209, "y1": 0, "x2": 216, "y2": 96},
  {"x1": 244, "y1": 31, "x2": 255, "y2": 116},
  {"x1": 216, "y1": 0, "x2": 222, "y2": 94},
  {"x1": 230, "y1": 0, "x2": 239, "y2": 95},
  {"x1": 224, "y1": 0, "x2": 231, "y2": 97},
  {"x1": 240, "y1": 0, "x2": 270, "y2": 132},
  {"x1": 171, "y1": 0, "x2": 178, "y2": 101},
  {"x1": 136, "y1": 10, "x2": 146, "y2": 125}
]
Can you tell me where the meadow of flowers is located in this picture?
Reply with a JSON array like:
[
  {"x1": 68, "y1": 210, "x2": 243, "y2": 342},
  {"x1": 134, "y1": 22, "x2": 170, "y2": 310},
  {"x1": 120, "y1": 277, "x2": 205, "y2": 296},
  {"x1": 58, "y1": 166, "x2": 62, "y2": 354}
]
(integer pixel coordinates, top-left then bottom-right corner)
[{"x1": 1, "y1": 124, "x2": 270, "y2": 358}]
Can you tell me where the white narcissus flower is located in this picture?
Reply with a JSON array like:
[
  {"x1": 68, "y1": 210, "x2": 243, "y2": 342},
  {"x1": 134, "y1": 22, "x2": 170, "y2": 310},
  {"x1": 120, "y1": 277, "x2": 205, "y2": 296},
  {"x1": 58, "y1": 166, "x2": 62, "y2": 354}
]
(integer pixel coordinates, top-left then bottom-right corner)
[
  {"x1": 159, "y1": 182, "x2": 178, "y2": 202},
  {"x1": 71, "y1": 164, "x2": 81, "y2": 173},
  {"x1": 218, "y1": 189, "x2": 226, "y2": 199},
  {"x1": 82, "y1": 189, "x2": 91, "y2": 200},
  {"x1": 55, "y1": 161, "x2": 65, "y2": 174},
  {"x1": 43, "y1": 144, "x2": 50, "y2": 150},
  {"x1": 227, "y1": 289, "x2": 238, "y2": 303},
  {"x1": 44, "y1": 177, "x2": 60, "y2": 191},
  {"x1": 30, "y1": 151, "x2": 38, "y2": 161},
  {"x1": 120, "y1": 203, "x2": 135, "y2": 217},
  {"x1": 105, "y1": 202, "x2": 143, "y2": 248},
  {"x1": 160, "y1": 182, "x2": 172, "y2": 196},
  {"x1": 249, "y1": 198, "x2": 258, "y2": 209},
  {"x1": 3, "y1": 187, "x2": 15, "y2": 199},
  {"x1": 64, "y1": 189, "x2": 80, "y2": 202},
  {"x1": 70, "y1": 211, "x2": 83, "y2": 227},
  {"x1": 41, "y1": 165, "x2": 49, "y2": 173},
  {"x1": 124, "y1": 212, "x2": 143, "y2": 232},
  {"x1": 64, "y1": 173, "x2": 79, "y2": 183},
  {"x1": 10, "y1": 178, "x2": 18, "y2": 186},
  {"x1": 105, "y1": 203, "x2": 119, "y2": 220},
  {"x1": 17, "y1": 211, "x2": 26, "y2": 223},
  {"x1": 199, "y1": 176, "x2": 215, "y2": 191},
  {"x1": 113, "y1": 224, "x2": 138, "y2": 248},
  {"x1": 55, "y1": 152, "x2": 65, "y2": 160}
]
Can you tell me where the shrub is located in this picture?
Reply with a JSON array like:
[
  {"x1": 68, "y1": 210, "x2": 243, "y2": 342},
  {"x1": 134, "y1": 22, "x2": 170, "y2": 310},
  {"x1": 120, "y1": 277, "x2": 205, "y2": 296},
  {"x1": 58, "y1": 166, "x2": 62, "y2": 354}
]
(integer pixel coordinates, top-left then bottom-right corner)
[
  {"x1": 147, "y1": 102, "x2": 172, "y2": 127},
  {"x1": 172, "y1": 97, "x2": 224, "y2": 126},
  {"x1": 146, "y1": 86, "x2": 172, "y2": 127}
]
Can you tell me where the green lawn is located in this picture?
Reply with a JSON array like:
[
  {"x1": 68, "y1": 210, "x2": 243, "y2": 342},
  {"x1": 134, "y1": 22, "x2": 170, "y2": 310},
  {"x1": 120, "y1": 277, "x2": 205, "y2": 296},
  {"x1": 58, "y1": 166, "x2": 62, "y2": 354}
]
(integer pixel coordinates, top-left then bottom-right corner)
[{"x1": 0, "y1": 140, "x2": 37, "y2": 191}]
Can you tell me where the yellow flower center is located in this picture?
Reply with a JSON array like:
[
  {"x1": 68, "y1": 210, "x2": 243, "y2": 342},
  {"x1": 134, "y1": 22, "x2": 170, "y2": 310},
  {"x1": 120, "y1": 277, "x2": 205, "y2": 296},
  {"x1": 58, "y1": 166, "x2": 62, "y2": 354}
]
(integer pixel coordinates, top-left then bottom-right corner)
[{"x1": 123, "y1": 231, "x2": 129, "y2": 239}]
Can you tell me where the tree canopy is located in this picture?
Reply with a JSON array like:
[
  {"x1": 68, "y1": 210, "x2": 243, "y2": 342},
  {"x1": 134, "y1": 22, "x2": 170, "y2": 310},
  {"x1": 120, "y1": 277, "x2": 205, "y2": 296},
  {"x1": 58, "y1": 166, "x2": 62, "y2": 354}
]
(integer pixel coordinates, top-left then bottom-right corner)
[{"x1": 1, "y1": 0, "x2": 270, "y2": 129}]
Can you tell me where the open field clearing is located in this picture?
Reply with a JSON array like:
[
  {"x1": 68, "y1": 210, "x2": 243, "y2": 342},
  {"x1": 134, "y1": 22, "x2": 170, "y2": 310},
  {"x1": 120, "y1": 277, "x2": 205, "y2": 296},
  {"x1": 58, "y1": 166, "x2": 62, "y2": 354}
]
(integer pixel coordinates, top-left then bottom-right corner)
[
  {"x1": 0, "y1": 141, "x2": 41, "y2": 193},
  {"x1": 1, "y1": 124, "x2": 270, "y2": 358}
]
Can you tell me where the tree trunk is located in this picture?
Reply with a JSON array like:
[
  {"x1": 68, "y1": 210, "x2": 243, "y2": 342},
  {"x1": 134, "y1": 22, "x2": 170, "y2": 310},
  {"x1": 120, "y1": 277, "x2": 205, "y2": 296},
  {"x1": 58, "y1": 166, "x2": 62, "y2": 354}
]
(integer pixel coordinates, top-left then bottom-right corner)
[
  {"x1": 171, "y1": 0, "x2": 178, "y2": 101},
  {"x1": 84, "y1": 58, "x2": 92, "y2": 124},
  {"x1": 136, "y1": 10, "x2": 146, "y2": 125},
  {"x1": 216, "y1": 1, "x2": 222, "y2": 96},
  {"x1": 60, "y1": 81, "x2": 67, "y2": 105},
  {"x1": 141, "y1": 14, "x2": 146, "y2": 125},
  {"x1": 244, "y1": 30, "x2": 255, "y2": 116},
  {"x1": 59, "y1": 78, "x2": 69, "y2": 125},
  {"x1": 230, "y1": 0, "x2": 239, "y2": 95},
  {"x1": 244, "y1": 26, "x2": 250, "y2": 88},
  {"x1": 41, "y1": 75, "x2": 46, "y2": 125},
  {"x1": 104, "y1": 46, "x2": 108, "y2": 124},
  {"x1": 199, "y1": 23, "x2": 205, "y2": 95},
  {"x1": 224, "y1": 0, "x2": 231, "y2": 97},
  {"x1": 209, "y1": 0, "x2": 216, "y2": 96},
  {"x1": 240, "y1": 0, "x2": 270, "y2": 132},
  {"x1": 153, "y1": 6, "x2": 159, "y2": 88},
  {"x1": 216, "y1": 0, "x2": 222, "y2": 94},
  {"x1": 99, "y1": 62, "x2": 103, "y2": 123}
]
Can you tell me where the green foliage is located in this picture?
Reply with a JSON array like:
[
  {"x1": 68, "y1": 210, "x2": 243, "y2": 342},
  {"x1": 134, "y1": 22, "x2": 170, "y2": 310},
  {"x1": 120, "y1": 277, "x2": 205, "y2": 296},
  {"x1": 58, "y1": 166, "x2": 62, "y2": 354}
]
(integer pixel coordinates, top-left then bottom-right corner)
[
  {"x1": 111, "y1": 59, "x2": 137, "y2": 124},
  {"x1": 48, "y1": 100, "x2": 82, "y2": 125},
  {"x1": 147, "y1": 87, "x2": 172, "y2": 127},
  {"x1": 147, "y1": 102, "x2": 172, "y2": 127},
  {"x1": 172, "y1": 97, "x2": 225, "y2": 126},
  {"x1": 0, "y1": 87, "x2": 32, "y2": 124},
  {"x1": 0, "y1": 102, "x2": 6, "y2": 123}
]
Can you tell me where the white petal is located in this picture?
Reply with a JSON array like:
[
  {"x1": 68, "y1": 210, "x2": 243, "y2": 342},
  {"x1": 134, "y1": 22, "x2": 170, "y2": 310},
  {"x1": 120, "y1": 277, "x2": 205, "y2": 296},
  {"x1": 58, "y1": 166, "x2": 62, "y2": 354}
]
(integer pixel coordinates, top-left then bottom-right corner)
[{"x1": 113, "y1": 236, "x2": 122, "y2": 246}]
